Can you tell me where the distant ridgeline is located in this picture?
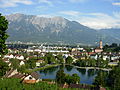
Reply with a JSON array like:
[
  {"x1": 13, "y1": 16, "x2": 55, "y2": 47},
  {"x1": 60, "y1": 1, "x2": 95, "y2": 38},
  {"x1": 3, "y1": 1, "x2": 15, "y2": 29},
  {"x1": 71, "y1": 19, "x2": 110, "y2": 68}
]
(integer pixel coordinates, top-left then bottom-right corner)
[{"x1": 6, "y1": 13, "x2": 120, "y2": 45}]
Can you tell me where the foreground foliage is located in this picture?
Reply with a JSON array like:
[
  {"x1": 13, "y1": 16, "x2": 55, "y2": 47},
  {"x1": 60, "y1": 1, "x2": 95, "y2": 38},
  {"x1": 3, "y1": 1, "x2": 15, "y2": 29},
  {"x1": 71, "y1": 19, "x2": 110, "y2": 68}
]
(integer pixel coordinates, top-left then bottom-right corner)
[
  {"x1": 56, "y1": 69, "x2": 80, "y2": 84},
  {"x1": 0, "y1": 13, "x2": 9, "y2": 55},
  {"x1": 0, "y1": 59, "x2": 9, "y2": 77},
  {"x1": 94, "y1": 62, "x2": 120, "y2": 90},
  {"x1": 0, "y1": 78, "x2": 90, "y2": 90},
  {"x1": 0, "y1": 78, "x2": 58, "y2": 90}
]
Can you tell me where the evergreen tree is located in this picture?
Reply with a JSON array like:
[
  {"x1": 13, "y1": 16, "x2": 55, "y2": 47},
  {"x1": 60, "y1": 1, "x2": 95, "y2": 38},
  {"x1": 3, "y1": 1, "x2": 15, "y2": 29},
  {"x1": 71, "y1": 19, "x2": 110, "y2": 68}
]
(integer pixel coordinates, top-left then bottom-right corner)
[
  {"x1": 56, "y1": 69, "x2": 65, "y2": 84},
  {"x1": 0, "y1": 59, "x2": 9, "y2": 77},
  {"x1": 0, "y1": 14, "x2": 9, "y2": 55},
  {"x1": 66, "y1": 56, "x2": 73, "y2": 64},
  {"x1": 93, "y1": 71, "x2": 108, "y2": 87},
  {"x1": 107, "y1": 64, "x2": 120, "y2": 90}
]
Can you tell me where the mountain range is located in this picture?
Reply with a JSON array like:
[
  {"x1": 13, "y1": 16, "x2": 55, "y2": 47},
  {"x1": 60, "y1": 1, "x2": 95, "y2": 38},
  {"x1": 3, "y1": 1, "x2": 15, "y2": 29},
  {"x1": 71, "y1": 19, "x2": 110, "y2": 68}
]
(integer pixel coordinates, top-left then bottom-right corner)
[{"x1": 5, "y1": 13, "x2": 120, "y2": 45}]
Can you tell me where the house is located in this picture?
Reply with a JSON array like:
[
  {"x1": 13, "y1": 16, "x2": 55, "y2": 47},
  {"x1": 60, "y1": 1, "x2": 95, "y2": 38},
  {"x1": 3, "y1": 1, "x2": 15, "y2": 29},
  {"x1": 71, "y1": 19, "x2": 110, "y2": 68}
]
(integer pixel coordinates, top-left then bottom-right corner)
[
  {"x1": 80, "y1": 56, "x2": 86, "y2": 60},
  {"x1": 4, "y1": 69, "x2": 18, "y2": 78},
  {"x1": 10, "y1": 73, "x2": 25, "y2": 79},
  {"x1": 34, "y1": 49, "x2": 41, "y2": 52},
  {"x1": 23, "y1": 72, "x2": 40, "y2": 84},
  {"x1": 26, "y1": 49, "x2": 34, "y2": 53},
  {"x1": 103, "y1": 55, "x2": 109, "y2": 60},
  {"x1": 4, "y1": 54, "x2": 14, "y2": 59},
  {"x1": 108, "y1": 62, "x2": 118, "y2": 66},
  {"x1": 63, "y1": 54, "x2": 69, "y2": 59},
  {"x1": 3, "y1": 58, "x2": 9, "y2": 63},
  {"x1": 20, "y1": 60, "x2": 25, "y2": 66},
  {"x1": 111, "y1": 56, "x2": 119, "y2": 61},
  {"x1": 4, "y1": 69, "x2": 25, "y2": 79},
  {"x1": 15, "y1": 55, "x2": 24, "y2": 60},
  {"x1": 94, "y1": 48, "x2": 103, "y2": 53},
  {"x1": 88, "y1": 52, "x2": 96, "y2": 55},
  {"x1": 8, "y1": 49, "x2": 13, "y2": 53},
  {"x1": 36, "y1": 60, "x2": 45, "y2": 67},
  {"x1": 90, "y1": 54, "x2": 98, "y2": 60}
]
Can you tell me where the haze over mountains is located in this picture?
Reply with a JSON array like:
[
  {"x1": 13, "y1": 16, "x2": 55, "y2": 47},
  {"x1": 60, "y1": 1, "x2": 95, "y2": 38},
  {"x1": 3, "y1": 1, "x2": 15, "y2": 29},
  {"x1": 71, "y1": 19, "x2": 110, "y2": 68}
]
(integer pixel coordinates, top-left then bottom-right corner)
[{"x1": 6, "y1": 13, "x2": 120, "y2": 45}]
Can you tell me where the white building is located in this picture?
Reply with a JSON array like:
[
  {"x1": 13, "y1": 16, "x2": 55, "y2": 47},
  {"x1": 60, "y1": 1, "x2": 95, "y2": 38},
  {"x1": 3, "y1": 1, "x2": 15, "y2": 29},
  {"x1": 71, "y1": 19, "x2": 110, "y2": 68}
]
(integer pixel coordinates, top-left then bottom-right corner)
[
  {"x1": 15, "y1": 55, "x2": 24, "y2": 60},
  {"x1": 4, "y1": 54, "x2": 14, "y2": 59},
  {"x1": 20, "y1": 61, "x2": 25, "y2": 66}
]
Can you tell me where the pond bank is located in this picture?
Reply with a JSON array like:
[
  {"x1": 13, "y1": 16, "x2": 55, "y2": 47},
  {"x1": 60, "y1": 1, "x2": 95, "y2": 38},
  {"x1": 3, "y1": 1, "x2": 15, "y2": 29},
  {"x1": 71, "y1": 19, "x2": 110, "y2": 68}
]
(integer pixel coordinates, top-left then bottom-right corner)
[
  {"x1": 25, "y1": 64, "x2": 61, "y2": 73},
  {"x1": 65, "y1": 64, "x2": 112, "y2": 71},
  {"x1": 26, "y1": 63, "x2": 112, "y2": 73}
]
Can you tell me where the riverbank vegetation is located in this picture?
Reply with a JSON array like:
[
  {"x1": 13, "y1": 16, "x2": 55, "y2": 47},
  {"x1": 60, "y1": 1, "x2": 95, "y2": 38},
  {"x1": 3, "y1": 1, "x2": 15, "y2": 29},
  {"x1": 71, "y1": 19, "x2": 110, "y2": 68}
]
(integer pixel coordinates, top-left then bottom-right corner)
[
  {"x1": 73, "y1": 58, "x2": 109, "y2": 68},
  {"x1": 0, "y1": 78, "x2": 94, "y2": 90},
  {"x1": 0, "y1": 78, "x2": 58, "y2": 90},
  {"x1": 56, "y1": 69, "x2": 80, "y2": 84},
  {"x1": 94, "y1": 62, "x2": 120, "y2": 90}
]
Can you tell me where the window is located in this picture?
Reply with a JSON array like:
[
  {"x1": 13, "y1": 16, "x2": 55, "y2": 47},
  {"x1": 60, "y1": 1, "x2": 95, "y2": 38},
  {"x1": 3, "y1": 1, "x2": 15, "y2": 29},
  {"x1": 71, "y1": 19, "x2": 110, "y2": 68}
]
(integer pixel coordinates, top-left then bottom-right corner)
[{"x1": 29, "y1": 76, "x2": 32, "y2": 79}]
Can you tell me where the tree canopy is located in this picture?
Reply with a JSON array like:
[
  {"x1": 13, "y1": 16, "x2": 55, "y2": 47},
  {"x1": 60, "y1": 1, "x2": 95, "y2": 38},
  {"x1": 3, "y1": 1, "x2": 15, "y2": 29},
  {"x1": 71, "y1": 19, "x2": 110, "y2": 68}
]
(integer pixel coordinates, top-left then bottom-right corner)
[
  {"x1": 0, "y1": 59, "x2": 9, "y2": 77},
  {"x1": 0, "y1": 14, "x2": 9, "y2": 55}
]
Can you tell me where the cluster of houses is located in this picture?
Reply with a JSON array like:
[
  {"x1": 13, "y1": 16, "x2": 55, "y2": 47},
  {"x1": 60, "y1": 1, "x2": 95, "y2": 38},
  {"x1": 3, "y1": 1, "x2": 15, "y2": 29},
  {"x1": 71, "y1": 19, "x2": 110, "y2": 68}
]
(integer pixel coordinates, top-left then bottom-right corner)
[
  {"x1": 0, "y1": 41, "x2": 119, "y2": 89},
  {"x1": 3, "y1": 54, "x2": 25, "y2": 67},
  {"x1": 2, "y1": 40, "x2": 120, "y2": 68},
  {"x1": 2, "y1": 41, "x2": 119, "y2": 90}
]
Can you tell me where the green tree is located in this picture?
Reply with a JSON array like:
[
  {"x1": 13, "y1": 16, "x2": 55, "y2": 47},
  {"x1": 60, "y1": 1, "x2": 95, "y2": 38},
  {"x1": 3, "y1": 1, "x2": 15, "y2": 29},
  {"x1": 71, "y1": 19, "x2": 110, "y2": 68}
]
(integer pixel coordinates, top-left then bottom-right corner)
[
  {"x1": 56, "y1": 69, "x2": 66, "y2": 84},
  {"x1": 66, "y1": 56, "x2": 73, "y2": 64},
  {"x1": 18, "y1": 65, "x2": 26, "y2": 73},
  {"x1": 65, "y1": 74, "x2": 73, "y2": 84},
  {"x1": 56, "y1": 55, "x2": 64, "y2": 64},
  {"x1": 107, "y1": 64, "x2": 120, "y2": 90},
  {"x1": 0, "y1": 59, "x2": 9, "y2": 77},
  {"x1": 10, "y1": 59, "x2": 19, "y2": 69},
  {"x1": 0, "y1": 14, "x2": 9, "y2": 55},
  {"x1": 45, "y1": 53, "x2": 56, "y2": 64},
  {"x1": 26, "y1": 58, "x2": 36, "y2": 69},
  {"x1": 110, "y1": 43, "x2": 118, "y2": 47},
  {"x1": 71, "y1": 73, "x2": 80, "y2": 84},
  {"x1": 94, "y1": 71, "x2": 108, "y2": 87}
]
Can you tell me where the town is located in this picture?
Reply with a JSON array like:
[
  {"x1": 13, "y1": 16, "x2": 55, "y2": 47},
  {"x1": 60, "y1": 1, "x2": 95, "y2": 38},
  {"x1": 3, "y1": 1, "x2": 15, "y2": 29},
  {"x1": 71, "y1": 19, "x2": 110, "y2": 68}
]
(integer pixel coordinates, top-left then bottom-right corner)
[
  {"x1": 0, "y1": 40, "x2": 120, "y2": 89},
  {"x1": 0, "y1": 12, "x2": 120, "y2": 90},
  {"x1": 4, "y1": 40, "x2": 120, "y2": 68}
]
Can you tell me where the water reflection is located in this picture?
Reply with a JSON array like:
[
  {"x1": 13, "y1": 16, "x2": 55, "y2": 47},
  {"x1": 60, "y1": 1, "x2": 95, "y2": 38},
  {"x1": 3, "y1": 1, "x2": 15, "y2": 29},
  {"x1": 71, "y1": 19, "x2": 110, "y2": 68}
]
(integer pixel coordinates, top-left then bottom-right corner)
[
  {"x1": 65, "y1": 65, "x2": 73, "y2": 71},
  {"x1": 39, "y1": 66, "x2": 59, "y2": 75},
  {"x1": 77, "y1": 68, "x2": 86, "y2": 75},
  {"x1": 38, "y1": 65, "x2": 107, "y2": 84},
  {"x1": 87, "y1": 69, "x2": 95, "y2": 77}
]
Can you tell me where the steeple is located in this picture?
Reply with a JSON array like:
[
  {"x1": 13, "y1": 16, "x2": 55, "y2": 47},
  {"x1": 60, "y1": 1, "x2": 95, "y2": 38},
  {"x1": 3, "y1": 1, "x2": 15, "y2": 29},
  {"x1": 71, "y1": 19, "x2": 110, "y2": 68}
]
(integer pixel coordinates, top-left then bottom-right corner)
[{"x1": 99, "y1": 40, "x2": 103, "y2": 49}]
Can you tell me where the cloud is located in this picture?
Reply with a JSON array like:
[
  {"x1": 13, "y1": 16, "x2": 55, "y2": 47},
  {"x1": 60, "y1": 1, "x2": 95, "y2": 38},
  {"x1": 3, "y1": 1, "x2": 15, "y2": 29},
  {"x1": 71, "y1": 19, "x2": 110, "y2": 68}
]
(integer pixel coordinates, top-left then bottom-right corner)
[
  {"x1": 69, "y1": 0, "x2": 88, "y2": 3},
  {"x1": 37, "y1": 0, "x2": 53, "y2": 6},
  {"x1": 113, "y1": 12, "x2": 120, "y2": 18},
  {"x1": 36, "y1": 6, "x2": 49, "y2": 11},
  {"x1": 78, "y1": 12, "x2": 120, "y2": 29},
  {"x1": 59, "y1": 11, "x2": 81, "y2": 16},
  {"x1": 112, "y1": 2, "x2": 120, "y2": 6},
  {"x1": 0, "y1": 0, "x2": 33, "y2": 8},
  {"x1": 59, "y1": 11, "x2": 120, "y2": 29}
]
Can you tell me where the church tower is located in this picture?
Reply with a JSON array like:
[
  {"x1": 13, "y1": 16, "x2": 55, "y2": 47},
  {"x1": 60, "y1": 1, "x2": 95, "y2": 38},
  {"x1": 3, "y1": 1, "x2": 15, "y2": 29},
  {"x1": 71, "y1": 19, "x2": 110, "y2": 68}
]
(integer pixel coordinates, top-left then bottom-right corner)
[{"x1": 99, "y1": 40, "x2": 103, "y2": 49}]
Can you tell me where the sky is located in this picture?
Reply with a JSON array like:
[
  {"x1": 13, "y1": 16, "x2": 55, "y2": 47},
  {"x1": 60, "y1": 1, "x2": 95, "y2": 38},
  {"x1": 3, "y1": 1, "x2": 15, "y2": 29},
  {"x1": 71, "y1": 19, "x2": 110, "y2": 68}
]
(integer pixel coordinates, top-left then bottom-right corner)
[{"x1": 0, "y1": 0, "x2": 120, "y2": 29}]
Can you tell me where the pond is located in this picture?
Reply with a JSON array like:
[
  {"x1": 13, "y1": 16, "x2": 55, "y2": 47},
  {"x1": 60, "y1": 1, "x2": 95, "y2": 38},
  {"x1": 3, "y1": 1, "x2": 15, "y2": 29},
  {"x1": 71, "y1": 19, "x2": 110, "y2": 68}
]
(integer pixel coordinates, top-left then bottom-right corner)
[{"x1": 37, "y1": 65, "x2": 106, "y2": 85}]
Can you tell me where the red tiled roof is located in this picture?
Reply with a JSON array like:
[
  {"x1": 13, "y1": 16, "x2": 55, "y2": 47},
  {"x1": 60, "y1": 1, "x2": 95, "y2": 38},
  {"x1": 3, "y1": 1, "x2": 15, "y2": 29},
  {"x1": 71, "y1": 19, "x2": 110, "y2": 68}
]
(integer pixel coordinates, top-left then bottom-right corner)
[
  {"x1": 30, "y1": 72, "x2": 39, "y2": 80},
  {"x1": 23, "y1": 80, "x2": 37, "y2": 84},
  {"x1": 3, "y1": 69, "x2": 15, "y2": 78},
  {"x1": 10, "y1": 73, "x2": 25, "y2": 79}
]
